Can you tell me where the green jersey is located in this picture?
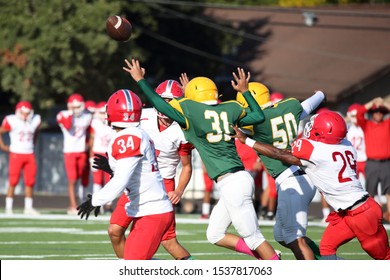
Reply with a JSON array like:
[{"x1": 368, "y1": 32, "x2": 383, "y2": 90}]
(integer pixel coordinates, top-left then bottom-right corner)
[
  {"x1": 137, "y1": 79, "x2": 265, "y2": 180},
  {"x1": 252, "y1": 98, "x2": 303, "y2": 178}
]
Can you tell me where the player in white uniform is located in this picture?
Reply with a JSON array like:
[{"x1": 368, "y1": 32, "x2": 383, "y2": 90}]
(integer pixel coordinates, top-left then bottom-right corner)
[
  {"x1": 56, "y1": 93, "x2": 92, "y2": 214},
  {"x1": 89, "y1": 102, "x2": 115, "y2": 192},
  {"x1": 106, "y1": 80, "x2": 194, "y2": 260},
  {"x1": 346, "y1": 103, "x2": 367, "y2": 184},
  {"x1": 233, "y1": 110, "x2": 390, "y2": 260},
  {"x1": 0, "y1": 101, "x2": 41, "y2": 215},
  {"x1": 89, "y1": 102, "x2": 115, "y2": 211},
  {"x1": 77, "y1": 89, "x2": 174, "y2": 260}
]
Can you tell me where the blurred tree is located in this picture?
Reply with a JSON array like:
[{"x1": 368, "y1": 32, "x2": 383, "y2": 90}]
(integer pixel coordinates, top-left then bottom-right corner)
[
  {"x1": 0, "y1": 0, "x2": 246, "y2": 119},
  {"x1": 0, "y1": 0, "x2": 135, "y2": 110}
]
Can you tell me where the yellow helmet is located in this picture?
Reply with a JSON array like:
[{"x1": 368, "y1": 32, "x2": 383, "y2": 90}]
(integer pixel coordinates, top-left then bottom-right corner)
[
  {"x1": 184, "y1": 77, "x2": 218, "y2": 105},
  {"x1": 236, "y1": 82, "x2": 271, "y2": 108}
]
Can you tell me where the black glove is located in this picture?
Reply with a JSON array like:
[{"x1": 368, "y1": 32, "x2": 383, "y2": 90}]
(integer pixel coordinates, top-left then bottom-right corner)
[
  {"x1": 92, "y1": 153, "x2": 113, "y2": 178},
  {"x1": 77, "y1": 194, "x2": 101, "y2": 220}
]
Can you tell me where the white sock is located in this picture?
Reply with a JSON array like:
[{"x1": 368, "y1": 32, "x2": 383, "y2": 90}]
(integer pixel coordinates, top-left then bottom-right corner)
[
  {"x1": 79, "y1": 186, "x2": 86, "y2": 202},
  {"x1": 202, "y1": 203, "x2": 210, "y2": 215},
  {"x1": 5, "y1": 197, "x2": 13, "y2": 210},
  {"x1": 93, "y1": 184, "x2": 102, "y2": 193},
  {"x1": 25, "y1": 197, "x2": 33, "y2": 209}
]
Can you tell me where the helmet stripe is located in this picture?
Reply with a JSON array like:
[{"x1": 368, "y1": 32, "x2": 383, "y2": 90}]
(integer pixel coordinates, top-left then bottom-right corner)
[
  {"x1": 123, "y1": 89, "x2": 133, "y2": 111},
  {"x1": 163, "y1": 80, "x2": 174, "y2": 98}
]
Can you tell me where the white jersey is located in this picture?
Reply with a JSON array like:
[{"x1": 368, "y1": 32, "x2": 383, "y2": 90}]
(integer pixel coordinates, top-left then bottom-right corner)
[
  {"x1": 140, "y1": 108, "x2": 189, "y2": 179},
  {"x1": 346, "y1": 123, "x2": 367, "y2": 162},
  {"x1": 291, "y1": 138, "x2": 368, "y2": 211},
  {"x1": 56, "y1": 110, "x2": 92, "y2": 153},
  {"x1": 1, "y1": 114, "x2": 41, "y2": 154},
  {"x1": 91, "y1": 118, "x2": 115, "y2": 154},
  {"x1": 92, "y1": 125, "x2": 173, "y2": 217}
]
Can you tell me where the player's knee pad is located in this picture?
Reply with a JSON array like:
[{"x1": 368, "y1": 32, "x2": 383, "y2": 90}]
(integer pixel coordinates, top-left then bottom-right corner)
[
  {"x1": 243, "y1": 231, "x2": 266, "y2": 250},
  {"x1": 9, "y1": 176, "x2": 20, "y2": 187},
  {"x1": 24, "y1": 179, "x2": 36, "y2": 187},
  {"x1": 206, "y1": 226, "x2": 224, "y2": 244}
]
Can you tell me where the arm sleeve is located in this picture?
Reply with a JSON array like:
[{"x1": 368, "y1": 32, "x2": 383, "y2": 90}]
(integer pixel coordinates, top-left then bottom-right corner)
[
  {"x1": 91, "y1": 157, "x2": 138, "y2": 206},
  {"x1": 1, "y1": 117, "x2": 11, "y2": 131},
  {"x1": 137, "y1": 79, "x2": 187, "y2": 127},
  {"x1": 300, "y1": 91, "x2": 325, "y2": 119},
  {"x1": 356, "y1": 105, "x2": 368, "y2": 129},
  {"x1": 178, "y1": 142, "x2": 194, "y2": 156},
  {"x1": 291, "y1": 139, "x2": 314, "y2": 161},
  {"x1": 238, "y1": 90, "x2": 265, "y2": 127},
  {"x1": 56, "y1": 111, "x2": 73, "y2": 130}
]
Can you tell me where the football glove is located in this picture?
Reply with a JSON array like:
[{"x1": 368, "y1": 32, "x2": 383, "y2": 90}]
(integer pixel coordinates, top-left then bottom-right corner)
[
  {"x1": 77, "y1": 194, "x2": 101, "y2": 220},
  {"x1": 92, "y1": 153, "x2": 113, "y2": 178}
]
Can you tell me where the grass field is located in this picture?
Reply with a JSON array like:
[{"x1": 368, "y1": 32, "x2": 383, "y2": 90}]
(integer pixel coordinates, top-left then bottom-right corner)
[{"x1": 0, "y1": 211, "x2": 389, "y2": 260}]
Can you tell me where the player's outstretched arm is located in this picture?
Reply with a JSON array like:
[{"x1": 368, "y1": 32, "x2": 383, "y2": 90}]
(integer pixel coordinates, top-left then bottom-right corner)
[
  {"x1": 232, "y1": 125, "x2": 302, "y2": 166},
  {"x1": 123, "y1": 58, "x2": 186, "y2": 127},
  {"x1": 231, "y1": 68, "x2": 265, "y2": 126},
  {"x1": 300, "y1": 90, "x2": 326, "y2": 119}
]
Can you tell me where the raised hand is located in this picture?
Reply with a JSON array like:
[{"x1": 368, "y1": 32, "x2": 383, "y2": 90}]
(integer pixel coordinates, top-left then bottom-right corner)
[
  {"x1": 179, "y1": 73, "x2": 190, "y2": 92},
  {"x1": 231, "y1": 67, "x2": 250, "y2": 93},
  {"x1": 123, "y1": 58, "x2": 146, "y2": 82}
]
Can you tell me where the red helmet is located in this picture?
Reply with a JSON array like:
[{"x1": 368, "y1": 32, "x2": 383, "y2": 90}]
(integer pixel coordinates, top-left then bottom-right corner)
[
  {"x1": 67, "y1": 93, "x2": 85, "y2": 116},
  {"x1": 15, "y1": 101, "x2": 33, "y2": 121},
  {"x1": 95, "y1": 101, "x2": 106, "y2": 113},
  {"x1": 155, "y1": 80, "x2": 183, "y2": 99},
  {"x1": 85, "y1": 100, "x2": 96, "y2": 113},
  {"x1": 155, "y1": 80, "x2": 183, "y2": 118},
  {"x1": 106, "y1": 89, "x2": 143, "y2": 128},
  {"x1": 270, "y1": 92, "x2": 284, "y2": 103},
  {"x1": 346, "y1": 103, "x2": 361, "y2": 124},
  {"x1": 304, "y1": 111, "x2": 347, "y2": 144},
  {"x1": 95, "y1": 101, "x2": 107, "y2": 121}
]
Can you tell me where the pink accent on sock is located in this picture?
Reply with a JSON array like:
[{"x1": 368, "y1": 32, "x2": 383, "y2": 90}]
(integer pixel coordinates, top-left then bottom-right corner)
[
  {"x1": 235, "y1": 238, "x2": 261, "y2": 259},
  {"x1": 270, "y1": 253, "x2": 280, "y2": 260}
]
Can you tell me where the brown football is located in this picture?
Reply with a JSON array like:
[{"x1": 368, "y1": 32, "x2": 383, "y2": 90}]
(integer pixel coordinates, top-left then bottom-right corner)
[{"x1": 105, "y1": 15, "x2": 132, "y2": 42}]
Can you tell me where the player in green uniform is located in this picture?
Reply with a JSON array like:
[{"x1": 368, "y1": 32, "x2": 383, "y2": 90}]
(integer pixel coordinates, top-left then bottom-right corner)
[
  {"x1": 123, "y1": 58, "x2": 280, "y2": 260},
  {"x1": 236, "y1": 83, "x2": 325, "y2": 259}
]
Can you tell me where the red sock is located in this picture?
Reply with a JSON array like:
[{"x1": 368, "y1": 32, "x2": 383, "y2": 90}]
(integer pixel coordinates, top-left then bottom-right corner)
[{"x1": 235, "y1": 238, "x2": 261, "y2": 259}]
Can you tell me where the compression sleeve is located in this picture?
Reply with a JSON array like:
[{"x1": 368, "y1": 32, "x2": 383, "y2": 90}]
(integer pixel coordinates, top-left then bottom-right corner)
[
  {"x1": 300, "y1": 91, "x2": 325, "y2": 119},
  {"x1": 239, "y1": 90, "x2": 265, "y2": 127},
  {"x1": 137, "y1": 79, "x2": 187, "y2": 127}
]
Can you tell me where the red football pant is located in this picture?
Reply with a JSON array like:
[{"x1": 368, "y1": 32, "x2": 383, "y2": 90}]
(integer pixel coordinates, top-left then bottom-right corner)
[
  {"x1": 320, "y1": 197, "x2": 390, "y2": 260},
  {"x1": 8, "y1": 152, "x2": 36, "y2": 187},
  {"x1": 92, "y1": 169, "x2": 111, "y2": 185},
  {"x1": 110, "y1": 178, "x2": 177, "y2": 241},
  {"x1": 64, "y1": 152, "x2": 88, "y2": 183},
  {"x1": 124, "y1": 211, "x2": 174, "y2": 260},
  {"x1": 203, "y1": 172, "x2": 214, "y2": 192}
]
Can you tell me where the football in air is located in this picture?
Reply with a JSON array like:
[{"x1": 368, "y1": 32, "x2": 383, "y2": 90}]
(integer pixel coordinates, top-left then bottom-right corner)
[{"x1": 106, "y1": 15, "x2": 132, "y2": 42}]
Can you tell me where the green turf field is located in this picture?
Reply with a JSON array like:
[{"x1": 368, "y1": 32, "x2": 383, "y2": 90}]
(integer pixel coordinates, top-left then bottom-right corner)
[{"x1": 0, "y1": 212, "x2": 388, "y2": 260}]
